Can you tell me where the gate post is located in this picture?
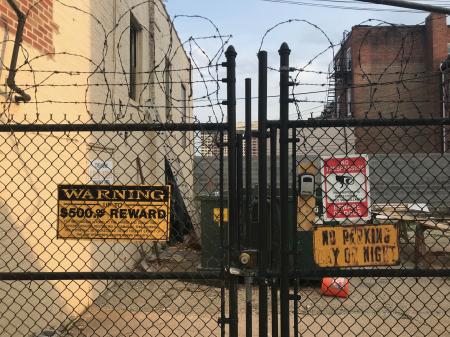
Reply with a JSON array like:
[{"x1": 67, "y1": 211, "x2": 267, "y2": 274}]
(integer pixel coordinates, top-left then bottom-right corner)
[
  {"x1": 279, "y1": 42, "x2": 291, "y2": 337},
  {"x1": 258, "y1": 50, "x2": 269, "y2": 337},
  {"x1": 237, "y1": 132, "x2": 244, "y2": 250},
  {"x1": 245, "y1": 78, "x2": 254, "y2": 248},
  {"x1": 244, "y1": 77, "x2": 254, "y2": 337},
  {"x1": 225, "y1": 45, "x2": 238, "y2": 337}
]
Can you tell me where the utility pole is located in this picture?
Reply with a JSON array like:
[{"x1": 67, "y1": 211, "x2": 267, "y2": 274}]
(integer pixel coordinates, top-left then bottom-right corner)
[{"x1": 355, "y1": 0, "x2": 450, "y2": 15}]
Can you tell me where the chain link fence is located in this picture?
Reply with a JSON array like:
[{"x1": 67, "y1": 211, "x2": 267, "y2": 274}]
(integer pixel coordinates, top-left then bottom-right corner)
[
  {"x1": 290, "y1": 122, "x2": 450, "y2": 337},
  {"x1": 0, "y1": 119, "x2": 229, "y2": 337}
]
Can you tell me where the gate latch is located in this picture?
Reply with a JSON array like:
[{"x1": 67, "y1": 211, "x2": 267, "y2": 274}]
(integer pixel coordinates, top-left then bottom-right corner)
[{"x1": 239, "y1": 249, "x2": 258, "y2": 269}]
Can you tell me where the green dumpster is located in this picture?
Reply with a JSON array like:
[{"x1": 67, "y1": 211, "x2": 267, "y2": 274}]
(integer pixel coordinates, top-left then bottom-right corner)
[
  {"x1": 198, "y1": 196, "x2": 227, "y2": 270},
  {"x1": 198, "y1": 193, "x2": 318, "y2": 274}
]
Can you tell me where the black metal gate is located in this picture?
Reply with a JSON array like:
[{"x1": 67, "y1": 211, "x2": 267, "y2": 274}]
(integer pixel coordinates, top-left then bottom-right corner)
[{"x1": 223, "y1": 43, "x2": 450, "y2": 337}]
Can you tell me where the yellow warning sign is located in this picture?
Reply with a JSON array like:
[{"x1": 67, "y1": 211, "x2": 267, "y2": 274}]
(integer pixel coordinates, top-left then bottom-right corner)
[
  {"x1": 213, "y1": 208, "x2": 228, "y2": 223},
  {"x1": 313, "y1": 224, "x2": 399, "y2": 267},
  {"x1": 57, "y1": 185, "x2": 171, "y2": 241}
]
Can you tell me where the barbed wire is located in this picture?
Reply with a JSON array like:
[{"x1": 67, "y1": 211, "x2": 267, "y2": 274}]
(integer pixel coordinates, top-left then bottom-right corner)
[
  {"x1": 1, "y1": 1, "x2": 448, "y2": 124},
  {"x1": 0, "y1": 4, "x2": 449, "y2": 337},
  {"x1": 0, "y1": 0, "x2": 230, "y2": 125}
]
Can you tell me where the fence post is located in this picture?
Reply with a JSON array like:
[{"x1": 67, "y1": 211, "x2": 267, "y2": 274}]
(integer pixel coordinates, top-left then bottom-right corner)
[
  {"x1": 219, "y1": 126, "x2": 226, "y2": 337},
  {"x1": 279, "y1": 42, "x2": 291, "y2": 337},
  {"x1": 225, "y1": 45, "x2": 238, "y2": 337},
  {"x1": 270, "y1": 126, "x2": 279, "y2": 337},
  {"x1": 291, "y1": 126, "x2": 299, "y2": 337},
  {"x1": 258, "y1": 50, "x2": 269, "y2": 337}
]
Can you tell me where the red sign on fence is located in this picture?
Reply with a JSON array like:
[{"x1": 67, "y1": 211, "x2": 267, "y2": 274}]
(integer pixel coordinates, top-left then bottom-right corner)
[{"x1": 321, "y1": 155, "x2": 371, "y2": 222}]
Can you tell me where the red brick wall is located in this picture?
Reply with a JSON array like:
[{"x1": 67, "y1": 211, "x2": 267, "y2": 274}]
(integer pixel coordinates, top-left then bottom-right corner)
[
  {"x1": 425, "y1": 13, "x2": 447, "y2": 71},
  {"x1": 0, "y1": 0, "x2": 55, "y2": 54},
  {"x1": 334, "y1": 14, "x2": 448, "y2": 153},
  {"x1": 424, "y1": 13, "x2": 447, "y2": 153},
  {"x1": 347, "y1": 26, "x2": 428, "y2": 120}
]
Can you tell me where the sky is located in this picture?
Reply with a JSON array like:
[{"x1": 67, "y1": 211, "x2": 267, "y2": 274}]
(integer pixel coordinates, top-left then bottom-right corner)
[{"x1": 164, "y1": 0, "x2": 450, "y2": 122}]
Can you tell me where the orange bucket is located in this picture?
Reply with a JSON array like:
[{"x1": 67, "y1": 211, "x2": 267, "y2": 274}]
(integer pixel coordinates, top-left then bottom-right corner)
[{"x1": 320, "y1": 277, "x2": 349, "y2": 298}]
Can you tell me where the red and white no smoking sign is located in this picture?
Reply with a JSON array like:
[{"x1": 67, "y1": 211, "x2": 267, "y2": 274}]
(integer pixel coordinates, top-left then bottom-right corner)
[{"x1": 321, "y1": 155, "x2": 371, "y2": 222}]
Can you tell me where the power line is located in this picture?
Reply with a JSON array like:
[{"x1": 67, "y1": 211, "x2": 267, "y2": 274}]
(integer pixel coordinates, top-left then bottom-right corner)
[
  {"x1": 260, "y1": 0, "x2": 423, "y2": 12},
  {"x1": 260, "y1": 0, "x2": 450, "y2": 12},
  {"x1": 354, "y1": 0, "x2": 450, "y2": 14}
]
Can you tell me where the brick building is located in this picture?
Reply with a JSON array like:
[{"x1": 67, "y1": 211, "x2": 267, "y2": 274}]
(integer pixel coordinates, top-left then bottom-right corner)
[
  {"x1": 330, "y1": 13, "x2": 449, "y2": 154},
  {"x1": 0, "y1": 0, "x2": 55, "y2": 54},
  {"x1": 439, "y1": 52, "x2": 450, "y2": 154}
]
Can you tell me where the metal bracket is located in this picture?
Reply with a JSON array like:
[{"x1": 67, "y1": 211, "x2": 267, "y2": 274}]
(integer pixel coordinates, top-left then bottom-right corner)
[
  {"x1": 216, "y1": 141, "x2": 228, "y2": 148},
  {"x1": 217, "y1": 317, "x2": 230, "y2": 327},
  {"x1": 217, "y1": 317, "x2": 238, "y2": 327},
  {"x1": 289, "y1": 294, "x2": 301, "y2": 301},
  {"x1": 221, "y1": 100, "x2": 236, "y2": 106}
]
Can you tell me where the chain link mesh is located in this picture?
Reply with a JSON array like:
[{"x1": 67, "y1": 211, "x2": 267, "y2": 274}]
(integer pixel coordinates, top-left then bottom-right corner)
[{"x1": 0, "y1": 119, "x2": 229, "y2": 337}]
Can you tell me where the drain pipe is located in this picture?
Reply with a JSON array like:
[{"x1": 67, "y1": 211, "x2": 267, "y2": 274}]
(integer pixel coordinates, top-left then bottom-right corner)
[
  {"x1": 440, "y1": 61, "x2": 448, "y2": 153},
  {"x1": 6, "y1": 0, "x2": 31, "y2": 103}
]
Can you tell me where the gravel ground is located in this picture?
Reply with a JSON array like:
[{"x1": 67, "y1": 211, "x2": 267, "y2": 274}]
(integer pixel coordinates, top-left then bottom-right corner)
[
  {"x1": 64, "y1": 233, "x2": 450, "y2": 337},
  {"x1": 64, "y1": 276, "x2": 450, "y2": 337}
]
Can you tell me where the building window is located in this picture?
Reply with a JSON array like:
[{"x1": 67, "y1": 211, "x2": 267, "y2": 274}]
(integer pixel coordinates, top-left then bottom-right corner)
[
  {"x1": 447, "y1": 43, "x2": 450, "y2": 55},
  {"x1": 335, "y1": 57, "x2": 342, "y2": 72},
  {"x1": 165, "y1": 58, "x2": 172, "y2": 121},
  {"x1": 129, "y1": 14, "x2": 141, "y2": 101},
  {"x1": 346, "y1": 88, "x2": 352, "y2": 117},
  {"x1": 336, "y1": 95, "x2": 341, "y2": 118},
  {"x1": 181, "y1": 84, "x2": 187, "y2": 147},
  {"x1": 346, "y1": 48, "x2": 352, "y2": 71}
]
